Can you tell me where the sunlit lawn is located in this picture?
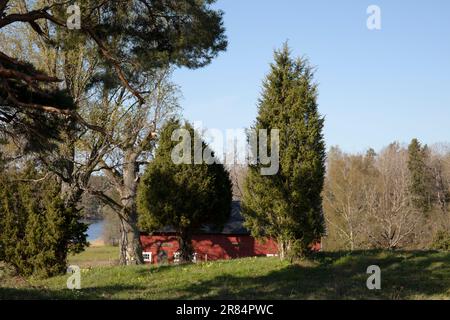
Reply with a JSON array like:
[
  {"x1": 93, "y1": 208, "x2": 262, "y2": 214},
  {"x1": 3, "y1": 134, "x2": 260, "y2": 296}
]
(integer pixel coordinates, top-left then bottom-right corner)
[{"x1": 1, "y1": 247, "x2": 449, "y2": 300}]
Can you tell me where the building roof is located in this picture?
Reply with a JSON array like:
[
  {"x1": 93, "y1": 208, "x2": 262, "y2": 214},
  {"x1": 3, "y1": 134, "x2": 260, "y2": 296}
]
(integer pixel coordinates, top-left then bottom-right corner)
[{"x1": 206, "y1": 200, "x2": 249, "y2": 235}]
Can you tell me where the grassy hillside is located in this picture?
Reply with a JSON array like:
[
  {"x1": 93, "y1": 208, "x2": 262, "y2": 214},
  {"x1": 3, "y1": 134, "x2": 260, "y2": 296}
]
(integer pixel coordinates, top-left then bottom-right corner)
[{"x1": 1, "y1": 248, "x2": 449, "y2": 300}]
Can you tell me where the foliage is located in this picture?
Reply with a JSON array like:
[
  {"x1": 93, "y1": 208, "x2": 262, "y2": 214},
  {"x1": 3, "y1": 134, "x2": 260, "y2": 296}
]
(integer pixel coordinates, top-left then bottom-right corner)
[
  {"x1": 1, "y1": 0, "x2": 228, "y2": 265},
  {"x1": 324, "y1": 142, "x2": 450, "y2": 251},
  {"x1": 242, "y1": 43, "x2": 326, "y2": 259},
  {"x1": 75, "y1": 0, "x2": 228, "y2": 265},
  {"x1": 431, "y1": 231, "x2": 450, "y2": 251},
  {"x1": 0, "y1": 165, "x2": 87, "y2": 277},
  {"x1": 323, "y1": 147, "x2": 378, "y2": 251},
  {"x1": 0, "y1": 0, "x2": 227, "y2": 150},
  {"x1": 407, "y1": 139, "x2": 433, "y2": 213},
  {"x1": 138, "y1": 119, "x2": 232, "y2": 261}
]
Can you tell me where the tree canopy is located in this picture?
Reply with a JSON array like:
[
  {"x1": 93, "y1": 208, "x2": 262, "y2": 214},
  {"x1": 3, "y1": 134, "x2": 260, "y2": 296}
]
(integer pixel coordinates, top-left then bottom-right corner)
[{"x1": 0, "y1": 0, "x2": 227, "y2": 149}]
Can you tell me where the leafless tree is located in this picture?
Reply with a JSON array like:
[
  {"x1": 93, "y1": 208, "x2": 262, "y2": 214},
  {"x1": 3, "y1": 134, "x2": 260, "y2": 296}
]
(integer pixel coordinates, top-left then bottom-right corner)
[
  {"x1": 363, "y1": 143, "x2": 419, "y2": 249},
  {"x1": 226, "y1": 148, "x2": 248, "y2": 200},
  {"x1": 323, "y1": 147, "x2": 376, "y2": 250}
]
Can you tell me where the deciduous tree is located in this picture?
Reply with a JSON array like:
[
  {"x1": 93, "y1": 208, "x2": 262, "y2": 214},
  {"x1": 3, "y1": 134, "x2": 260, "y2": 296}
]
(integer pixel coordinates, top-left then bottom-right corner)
[{"x1": 323, "y1": 147, "x2": 377, "y2": 251}]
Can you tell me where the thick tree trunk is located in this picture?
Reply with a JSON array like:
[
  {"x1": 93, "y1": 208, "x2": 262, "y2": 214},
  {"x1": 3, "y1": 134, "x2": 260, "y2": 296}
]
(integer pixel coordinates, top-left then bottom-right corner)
[
  {"x1": 117, "y1": 151, "x2": 144, "y2": 265},
  {"x1": 59, "y1": 142, "x2": 83, "y2": 208},
  {"x1": 178, "y1": 230, "x2": 194, "y2": 263},
  {"x1": 277, "y1": 239, "x2": 288, "y2": 260},
  {"x1": 118, "y1": 211, "x2": 144, "y2": 265}
]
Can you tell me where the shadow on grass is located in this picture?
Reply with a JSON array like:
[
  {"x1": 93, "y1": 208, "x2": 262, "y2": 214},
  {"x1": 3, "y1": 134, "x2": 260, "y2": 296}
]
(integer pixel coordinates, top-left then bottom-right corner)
[
  {"x1": 0, "y1": 285, "x2": 141, "y2": 300},
  {"x1": 1, "y1": 250, "x2": 449, "y2": 300},
  {"x1": 175, "y1": 250, "x2": 450, "y2": 300}
]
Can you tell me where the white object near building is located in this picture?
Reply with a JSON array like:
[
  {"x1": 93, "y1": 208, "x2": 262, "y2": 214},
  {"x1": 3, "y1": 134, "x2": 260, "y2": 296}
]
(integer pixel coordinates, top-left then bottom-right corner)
[{"x1": 143, "y1": 252, "x2": 152, "y2": 263}]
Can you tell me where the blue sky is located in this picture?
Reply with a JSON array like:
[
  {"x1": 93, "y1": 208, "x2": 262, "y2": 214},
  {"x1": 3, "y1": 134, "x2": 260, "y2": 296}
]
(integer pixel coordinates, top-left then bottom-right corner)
[{"x1": 173, "y1": 0, "x2": 450, "y2": 154}]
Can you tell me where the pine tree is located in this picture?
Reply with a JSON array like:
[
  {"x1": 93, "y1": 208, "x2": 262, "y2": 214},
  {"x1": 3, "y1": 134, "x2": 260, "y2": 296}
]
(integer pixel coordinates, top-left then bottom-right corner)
[
  {"x1": 241, "y1": 44, "x2": 326, "y2": 260},
  {"x1": 1, "y1": 0, "x2": 227, "y2": 151},
  {"x1": 407, "y1": 138, "x2": 433, "y2": 213},
  {"x1": 138, "y1": 119, "x2": 232, "y2": 262}
]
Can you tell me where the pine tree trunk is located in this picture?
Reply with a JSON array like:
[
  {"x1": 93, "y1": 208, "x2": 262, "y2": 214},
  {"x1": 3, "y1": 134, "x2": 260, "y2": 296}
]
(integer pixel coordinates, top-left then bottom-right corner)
[
  {"x1": 59, "y1": 142, "x2": 83, "y2": 209},
  {"x1": 61, "y1": 181, "x2": 83, "y2": 208}
]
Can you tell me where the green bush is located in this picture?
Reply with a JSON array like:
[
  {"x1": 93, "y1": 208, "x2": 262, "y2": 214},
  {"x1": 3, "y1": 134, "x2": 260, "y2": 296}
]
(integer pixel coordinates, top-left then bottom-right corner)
[{"x1": 0, "y1": 165, "x2": 87, "y2": 277}]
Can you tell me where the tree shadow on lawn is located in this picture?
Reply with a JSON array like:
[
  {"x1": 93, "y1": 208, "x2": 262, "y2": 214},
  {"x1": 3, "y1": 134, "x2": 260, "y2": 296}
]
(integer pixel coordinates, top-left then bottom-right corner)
[
  {"x1": 0, "y1": 264, "x2": 182, "y2": 300},
  {"x1": 0, "y1": 250, "x2": 448, "y2": 300},
  {"x1": 0, "y1": 284, "x2": 146, "y2": 300},
  {"x1": 176, "y1": 250, "x2": 450, "y2": 300}
]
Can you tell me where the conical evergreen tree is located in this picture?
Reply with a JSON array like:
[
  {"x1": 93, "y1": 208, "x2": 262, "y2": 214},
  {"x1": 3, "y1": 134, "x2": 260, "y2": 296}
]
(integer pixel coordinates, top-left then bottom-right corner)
[
  {"x1": 138, "y1": 119, "x2": 232, "y2": 262},
  {"x1": 242, "y1": 44, "x2": 326, "y2": 259},
  {"x1": 407, "y1": 138, "x2": 433, "y2": 213},
  {"x1": 0, "y1": 165, "x2": 87, "y2": 277},
  {"x1": 0, "y1": 170, "x2": 30, "y2": 272},
  {"x1": 24, "y1": 180, "x2": 87, "y2": 277}
]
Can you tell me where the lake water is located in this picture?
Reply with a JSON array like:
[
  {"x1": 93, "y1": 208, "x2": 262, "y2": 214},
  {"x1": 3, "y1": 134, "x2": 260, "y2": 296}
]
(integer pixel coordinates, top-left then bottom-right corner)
[{"x1": 86, "y1": 220, "x2": 104, "y2": 241}]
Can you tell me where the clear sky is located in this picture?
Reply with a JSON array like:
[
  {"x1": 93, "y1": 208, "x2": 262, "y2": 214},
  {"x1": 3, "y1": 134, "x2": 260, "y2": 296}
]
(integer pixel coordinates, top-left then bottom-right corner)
[{"x1": 173, "y1": 0, "x2": 450, "y2": 154}]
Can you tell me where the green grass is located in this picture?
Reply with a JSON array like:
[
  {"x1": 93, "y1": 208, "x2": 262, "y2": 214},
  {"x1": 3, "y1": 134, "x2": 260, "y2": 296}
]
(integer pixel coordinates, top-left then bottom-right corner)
[
  {"x1": 1, "y1": 248, "x2": 449, "y2": 300},
  {"x1": 68, "y1": 245, "x2": 119, "y2": 268}
]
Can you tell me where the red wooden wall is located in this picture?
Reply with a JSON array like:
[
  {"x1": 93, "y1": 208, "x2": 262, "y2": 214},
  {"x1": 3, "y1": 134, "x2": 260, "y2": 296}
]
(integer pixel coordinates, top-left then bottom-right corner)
[{"x1": 140, "y1": 233, "x2": 279, "y2": 264}]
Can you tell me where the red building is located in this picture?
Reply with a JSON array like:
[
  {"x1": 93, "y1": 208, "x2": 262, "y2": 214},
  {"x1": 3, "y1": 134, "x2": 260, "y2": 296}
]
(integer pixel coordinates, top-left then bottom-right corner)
[
  {"x1": 140, "y1": 232, "x2": 280, "y2": 264},
  {"x1": 140, "y1": 201, "x2": 321, "y2": 264}
]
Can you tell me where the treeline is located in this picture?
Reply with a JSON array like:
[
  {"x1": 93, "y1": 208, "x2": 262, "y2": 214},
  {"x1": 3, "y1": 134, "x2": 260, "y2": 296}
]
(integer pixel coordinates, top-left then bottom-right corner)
[{"x1": 323, "y1": 140, "x2": 450, "y2": 251}]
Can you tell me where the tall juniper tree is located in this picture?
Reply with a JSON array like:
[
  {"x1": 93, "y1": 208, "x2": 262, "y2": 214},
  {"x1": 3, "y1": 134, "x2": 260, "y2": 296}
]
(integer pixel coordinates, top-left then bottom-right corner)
[
  {"x1": 242, "y1": 44, "x2": 326, "y2": 260},
  {"x1": 137, "y1": 119, "x2": 232, "y2": 262}
]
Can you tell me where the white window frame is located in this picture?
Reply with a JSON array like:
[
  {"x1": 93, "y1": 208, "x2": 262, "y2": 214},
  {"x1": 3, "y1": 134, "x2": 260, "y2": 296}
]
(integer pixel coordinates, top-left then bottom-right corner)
[{"x1": 143, "y1": 251, "x2": 152, "y2": 263}]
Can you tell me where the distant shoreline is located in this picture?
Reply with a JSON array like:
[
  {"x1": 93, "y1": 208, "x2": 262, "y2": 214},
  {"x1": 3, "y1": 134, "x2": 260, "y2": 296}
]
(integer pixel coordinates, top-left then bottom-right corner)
[
  {"x1": 85, "y1": 220, "x2": 105, "y2": 243},
  {"x1": 89, "y1": 238, "x2": 105, "y2": 247}
]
